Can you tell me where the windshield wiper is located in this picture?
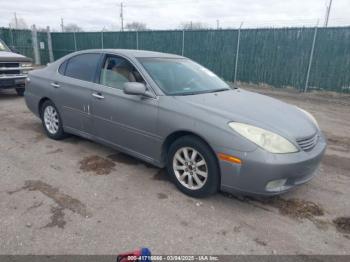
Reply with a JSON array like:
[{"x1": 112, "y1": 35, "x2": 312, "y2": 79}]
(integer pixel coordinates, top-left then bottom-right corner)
[
  {"x1": 208, "y1": 88, "x2": 230, "y2": 93},
  {"x1": 178, "y1": 92, "x2": 198, "y2": 96},
  {"x1": 175, "y1": 88, "x2": 230, "y2": 96}
]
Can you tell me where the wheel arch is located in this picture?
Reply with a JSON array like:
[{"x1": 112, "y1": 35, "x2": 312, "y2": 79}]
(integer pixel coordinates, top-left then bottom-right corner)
[
  {"x1": 162, "y1": 130, "x2": 221, "y2": 177},
  {"x1": 162, "y1": 130, "x2": 222, "y2": 194},
  {"x1": 38, "y1": 97, "x2": 51, "y2": 117}
]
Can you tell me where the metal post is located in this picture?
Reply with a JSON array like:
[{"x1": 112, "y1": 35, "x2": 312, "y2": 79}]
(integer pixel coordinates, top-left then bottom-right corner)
[
  {"x1": 181, "y1": 30, "x2": 185, "y2": 56},
  {"x1": 101, "y1": 30, "x2": 104, "y2": 49},
  {"x1": 73, "y1": 31, "x2": 77, "y2": 51},
  {"x1": 9, "y1": 26, "x2": 15, "y2": 49},
  {"x1": 31, "y1": 24, "x2": 41, "y2": 65},
  {"x1": 46, "y1": 26, "x2": 54, "y2": 62},
  {"x1": 136, "y1": 31, "x2": 139, "y2": 50},
  {"x1": 234, "y1": 22, "x2": 243, "y2": 85},
  {"x1": 304, "y1": 21, "x2": 318, "y2": 92}
]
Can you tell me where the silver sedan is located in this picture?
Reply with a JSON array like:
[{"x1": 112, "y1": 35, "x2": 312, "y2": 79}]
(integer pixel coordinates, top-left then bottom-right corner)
[{"x1": 24, "y1": 49, "x2": 326, "y2": 197}]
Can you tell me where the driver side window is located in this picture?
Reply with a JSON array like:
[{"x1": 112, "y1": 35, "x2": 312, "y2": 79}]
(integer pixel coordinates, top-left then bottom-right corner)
[{"x1": 100, "y1": 55, "x2": 144, "y2": 90}]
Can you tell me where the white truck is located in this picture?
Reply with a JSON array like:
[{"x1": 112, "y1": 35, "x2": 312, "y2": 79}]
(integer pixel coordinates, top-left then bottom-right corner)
[{"x1": 0, "y1": 38, "x2": 33, "y2": 96}]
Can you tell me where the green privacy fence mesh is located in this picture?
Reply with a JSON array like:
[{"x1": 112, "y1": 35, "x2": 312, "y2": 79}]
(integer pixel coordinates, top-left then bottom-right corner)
[
  {"x1": 37, "y1": 31, "x2": 51, "y2": 65},
  {"x1": 0, "y1": 28, "x2": 34, "y2": 59},
  {"x1": 0, "y1": 27, "x2": 51, "y2": 65},
  {"x1": 1, "y1": 27, "x2": 350, "y2": 92}
]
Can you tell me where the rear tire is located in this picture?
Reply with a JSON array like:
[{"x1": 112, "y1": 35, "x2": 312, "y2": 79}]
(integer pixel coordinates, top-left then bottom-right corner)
[
  {"x1": 167, "y1": 135, "x2": 220, "y2": 198},
  {"x1": 15, "y1": 87, "x2": 25, "y2": 96},
  {"x1": 40, "y1": 100, "x2": 67, "y2": 140}
]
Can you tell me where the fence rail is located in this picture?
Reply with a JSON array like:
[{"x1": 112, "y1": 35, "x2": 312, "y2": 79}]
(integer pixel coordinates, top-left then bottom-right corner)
[{"x1": 1, "y1": 26, "x2": 350, "y2": 92}]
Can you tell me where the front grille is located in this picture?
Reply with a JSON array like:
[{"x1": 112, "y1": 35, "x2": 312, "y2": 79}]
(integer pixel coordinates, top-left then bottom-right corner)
[
  {"x1": 0, "y1": 63, "x2": 20, "y2": 75},
  {"x1": 297, "y1": 134, "x2": 318, "y2": 152},
  {"x1": 0, "y1": 62, "x2": 19, "y2": 68}
]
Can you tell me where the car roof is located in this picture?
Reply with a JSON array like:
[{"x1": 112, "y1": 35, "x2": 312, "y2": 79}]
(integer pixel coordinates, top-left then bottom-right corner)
[{"x1": 77, "y1": 49, "x2": 184, "y2": 59}]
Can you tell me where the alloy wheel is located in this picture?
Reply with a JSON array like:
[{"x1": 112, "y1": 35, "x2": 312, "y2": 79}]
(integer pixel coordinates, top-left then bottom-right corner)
[
  {"x1": 43, "y1": 105, "x2": 59, "y2": 135},
  {"x1": 172, "y1": 147, "x2": 208, "y2": 190}
]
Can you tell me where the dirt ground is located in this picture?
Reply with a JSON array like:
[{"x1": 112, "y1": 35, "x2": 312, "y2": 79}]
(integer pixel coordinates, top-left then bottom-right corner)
[{"x1": 0, "y1": 85, "x2": 349, "y2": 255}]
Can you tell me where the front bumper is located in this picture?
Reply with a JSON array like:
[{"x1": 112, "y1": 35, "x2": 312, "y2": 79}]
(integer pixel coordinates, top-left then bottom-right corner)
[
  {"x1": 217, "y1": 132, "x2": 327, "y2": 196},
  {"x1": 0, "y1": 75, "x2": 26, "y2": 88}
]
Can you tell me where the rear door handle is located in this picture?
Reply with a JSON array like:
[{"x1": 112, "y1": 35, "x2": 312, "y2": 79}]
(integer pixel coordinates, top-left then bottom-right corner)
[
  {"x1": 92, "y1": 92, "x2": 104, "y2": 99},
  {"x1": 51, "y1": 82, "x2": 60, "y2": 88}
]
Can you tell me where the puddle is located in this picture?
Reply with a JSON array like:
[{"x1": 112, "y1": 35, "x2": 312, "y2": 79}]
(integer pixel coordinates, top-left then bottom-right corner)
[
  {"x1": 79, "y1": 155, "x2": 116, "y2": 175},
  {"x1": 8, "y1": 180, "x2": 90, "y2": 218},
  {"x1": 153, "y1": 169, "x2": 169, "y2": 181},
  {"x1": 107, "y1": 152, "x2": 153, "y2": 168},
  {"x1": 260, "y1": 197, "x2": 324, "y2": 219},
  {"x1": 333, "y1": 217, "x2": 350, "y2": 234}
]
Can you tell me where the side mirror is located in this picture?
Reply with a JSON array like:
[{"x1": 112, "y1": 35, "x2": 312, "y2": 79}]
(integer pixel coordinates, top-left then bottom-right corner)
[{"x1": 123, "y1": 82, "x2": 153, "y2": 98}]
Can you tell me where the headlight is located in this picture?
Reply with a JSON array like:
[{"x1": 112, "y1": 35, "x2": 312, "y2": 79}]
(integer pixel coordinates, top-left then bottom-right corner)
[
  {"x1": 229, "y1": 122, "x2": 298, "y2": 154},
  {"x1": 21, "y1": 62, "x2": 32, "y2": 68},
  {"x1": 297, "y1": 107, "x2": 319, "y2": 129}
]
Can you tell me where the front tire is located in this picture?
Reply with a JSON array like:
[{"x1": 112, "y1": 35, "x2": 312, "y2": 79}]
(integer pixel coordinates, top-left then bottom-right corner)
[
  {"x1": 167, "y1": 135, "x2": 220, "y2": 198},
  {"x1": 40, "y1": 100, "x2": 67, "y2": 140}
]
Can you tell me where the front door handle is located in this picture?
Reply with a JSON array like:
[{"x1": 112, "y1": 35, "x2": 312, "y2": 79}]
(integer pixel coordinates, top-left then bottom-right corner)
[
  {"x1": 51, "y1": 82, "x2": 60, "y2": 88},
  {"x1": 92, "y1": 93, "x2": 104, "y2": 99}
]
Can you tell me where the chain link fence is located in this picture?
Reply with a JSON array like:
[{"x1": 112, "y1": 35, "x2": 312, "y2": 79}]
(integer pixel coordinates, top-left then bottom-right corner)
[{"x1": 1, "y1": 26, "x2": 350, "y2": 92}]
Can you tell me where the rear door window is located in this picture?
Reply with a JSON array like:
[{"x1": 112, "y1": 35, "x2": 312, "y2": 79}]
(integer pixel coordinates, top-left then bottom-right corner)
[{"x1": 64, "y1": 53, "x2": 101, "y2": 82}]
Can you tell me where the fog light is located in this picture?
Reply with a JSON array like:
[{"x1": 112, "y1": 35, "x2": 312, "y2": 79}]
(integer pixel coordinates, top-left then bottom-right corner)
[{"x1": 266, "y1": 179, "x2": 287, "y2": 192}]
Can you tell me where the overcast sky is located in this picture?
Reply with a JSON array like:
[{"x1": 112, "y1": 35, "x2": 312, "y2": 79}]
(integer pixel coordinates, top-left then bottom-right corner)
[{"x1": 1, "y1": 0, "x2": 349, "y2": 31}]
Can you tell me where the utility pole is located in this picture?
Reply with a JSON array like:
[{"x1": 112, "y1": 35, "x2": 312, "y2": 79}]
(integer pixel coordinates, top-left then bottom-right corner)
[
  {"x1": 324, "y1": 0, "x2": 333, "y2": 27},
  {"x1": 234, "y1": 22, "x2": 244, "y2": 85},
  {"x1": 120, "y1": 2, "x2": 124, "y2": 32},
  {"x1": 216, "y1": 19, "x2": 220, "y2": 29},
  {"x1": 60, "y1": 18, "x2": 64, "y2": 32},
  {"x1": 14, "y1": 12, "x2": 18, "y2": 29},
  {"x1": 305, "y1": 20, "x2": 319, "y2": 92}
]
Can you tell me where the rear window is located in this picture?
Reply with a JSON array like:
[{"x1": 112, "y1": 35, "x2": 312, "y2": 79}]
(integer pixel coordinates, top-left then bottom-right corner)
[{"x1": 64, "y1": 53, "x2": 100, "y2": 82}]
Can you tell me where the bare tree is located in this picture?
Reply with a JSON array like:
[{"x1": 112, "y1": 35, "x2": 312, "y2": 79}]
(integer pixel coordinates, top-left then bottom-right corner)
[
  {"x1": 125, "y1": 22, "x2": 147, "y2": 31},
  {"x1": 64, "y1": 23, "x2": 83, "y2": 32},
  {"x1": 180, "y1": 22, "x2": 207, "y2": 30},
  {"x1": 9, "y1": 17, "x2": 28, "y2": 29}
]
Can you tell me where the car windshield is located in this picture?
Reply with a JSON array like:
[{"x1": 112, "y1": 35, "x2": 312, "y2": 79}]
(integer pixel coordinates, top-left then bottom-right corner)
[
  {"x1": 138, "y1": 58, "x2": 231, "y2": 95},
  {"x1": 0, "y1": 39, "x2": 10, "y2": 51}
]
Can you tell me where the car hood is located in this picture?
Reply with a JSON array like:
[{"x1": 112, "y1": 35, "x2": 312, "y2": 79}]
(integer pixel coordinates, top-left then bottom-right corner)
[
  {"x1": 174, "y1": 89, "x2": 317, "y2": 140},
  {"x1": 0, "y1": 51, "x2": 32, "y2": 62}
]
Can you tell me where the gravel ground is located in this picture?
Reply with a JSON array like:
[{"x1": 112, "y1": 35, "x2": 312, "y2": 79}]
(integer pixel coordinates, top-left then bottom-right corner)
[{"x1": 0, "y1": 86, "x2": 349, "y2": 255}]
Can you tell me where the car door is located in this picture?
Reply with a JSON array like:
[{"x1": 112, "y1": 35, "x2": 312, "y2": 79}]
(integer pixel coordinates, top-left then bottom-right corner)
[
  {"x1": 54, "y1": 53, "x2": 102, "y2": 137},
  {"x1": 90, "y1": 54, "x2": 161, "y2": 162}
]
